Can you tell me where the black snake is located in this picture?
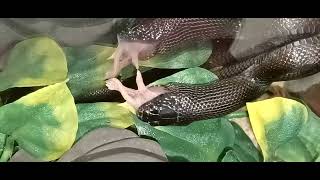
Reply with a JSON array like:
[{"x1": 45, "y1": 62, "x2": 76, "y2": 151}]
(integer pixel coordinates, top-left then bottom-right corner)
[{"x1": 115, "y1": 18, "x2": 320, "y2": 126}]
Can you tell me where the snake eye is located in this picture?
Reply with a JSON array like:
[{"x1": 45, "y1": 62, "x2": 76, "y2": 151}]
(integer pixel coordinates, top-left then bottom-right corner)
[
  {"x1": 137, "y1": 105, "x2": 160, "y2": 122},
  {"x1": 159, "y1": 107, "x2": 178, "y2": 119},
  {"x1": 149, "y1": 108, "x2": 159, "y2": 115}
]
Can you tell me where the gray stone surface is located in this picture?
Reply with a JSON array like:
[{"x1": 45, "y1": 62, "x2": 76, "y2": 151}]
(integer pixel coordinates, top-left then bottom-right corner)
[
  {"x1": 284, "y1": 72, "x2": 320, "y2": 93},
  {"x1": 80, "y1": 138, "x2": 167, "y2": 162},
  {"x1": 0, "y1": 18, "x2": 119, "y2": 46},
  {"x1": 9, "y1": 149, "x2": 44, "y2": 162},
  {"x1": 58, "y1": 127, "x2": 167, "y2": 162},
  {"x1": 230, "y1": 18, "x2": 275, "y2": 59},
  {"x1": 58, "y1": 127, "x2": 138, "y2": 162}
]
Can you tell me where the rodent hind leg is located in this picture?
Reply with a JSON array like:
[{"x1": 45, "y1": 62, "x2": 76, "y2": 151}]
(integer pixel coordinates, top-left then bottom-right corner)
[{"x1": 106, "y1": 70, "x2": 168, "y2": 110}]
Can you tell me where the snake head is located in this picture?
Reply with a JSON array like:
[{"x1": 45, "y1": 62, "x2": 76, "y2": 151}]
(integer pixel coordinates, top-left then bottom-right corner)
[{"x1": 137, "y1": 92, "x2": 182, "y2": 126}]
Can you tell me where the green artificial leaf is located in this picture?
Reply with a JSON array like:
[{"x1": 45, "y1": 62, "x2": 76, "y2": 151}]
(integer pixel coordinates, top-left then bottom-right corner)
[
  {"x1": 76, "y1": 102, "x2": 135, "y2": 141},
  {"x1": 224, "y1": 111, "x2": 249, "y2": 120},
  {"x1": 0, "y1": 136, "x2": 14, "y2": 162},
  {"x1": 65, "y1": 45, "x2": 154, "y2": 100},
  {"x1": 65, "y1": 41, "x2": 211, "y2": 100},
  {"x1": 119, "y1": 65, "x2": 153, "y2": 81},
  {"x1": 0, "y1": 82, "x2": 78, "y2": 161},
  {"x1": 221, "y1": 150, "x2": 241, "y2": 162},
  {"x1": 151, "y1": 67, "x2": 218, "y2": 86},
  {"x1": 135, "y1": 116, "x2": 261, "y2": 162},
  {"x1": 64, "y1": 45, "x2": 115, "y2": 99},
  {"x1": 293, "y1": 108, "x2": 320, "y2": 161},
  {"x1": 65, "y1": 43, "x2": 211, "y2": 100},
  {"x1": 135, "y1": 117, "x2": 235, "y2": 162},
  {"x1": 0, "y1": 133, "x2": 6, "y2": 157},
  {"x1": 247, "y1": 97, "x2": 320, "y2": 162},
  {"x1": 0, "y1": 37, "x2": 68, "y2": 92},
  {"x1": 273, "y1": 138, "x2": 312, "y2": 162},
  {"x1": 135, "y1": 105, "x2": 262, "y2": 162},
  {"x1": 139, "y1": 42, "x2": 212, "y2": 69},
  {"x1": 223, "y1": 122, "x2": 262, "y2": 162}
]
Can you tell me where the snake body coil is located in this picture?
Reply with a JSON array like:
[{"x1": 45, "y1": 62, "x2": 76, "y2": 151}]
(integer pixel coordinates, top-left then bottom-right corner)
[{"x1": 118, "y1": 18, "x2": 320, "y2": 126}]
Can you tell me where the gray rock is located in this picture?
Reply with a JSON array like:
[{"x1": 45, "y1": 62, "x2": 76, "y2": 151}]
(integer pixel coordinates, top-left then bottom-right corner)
[
  {"x1": 58, "y1": 127, "x2": 167, "y2": 162},
  {"x1": 284, "y1": 72, "x2": 320, "y2": 93},
  {"x1": 9, "y1": 150, "x2": 44, "y2": 162},
  {"x1": 77, "y1": 138, "x2": 167, "y2": 162},
  {"x1": 230, "y1": 18, "x2": 275, "y2": 60},
  {"x1": 58, "y1": 127, "x2": 138, "y2": 162}
]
